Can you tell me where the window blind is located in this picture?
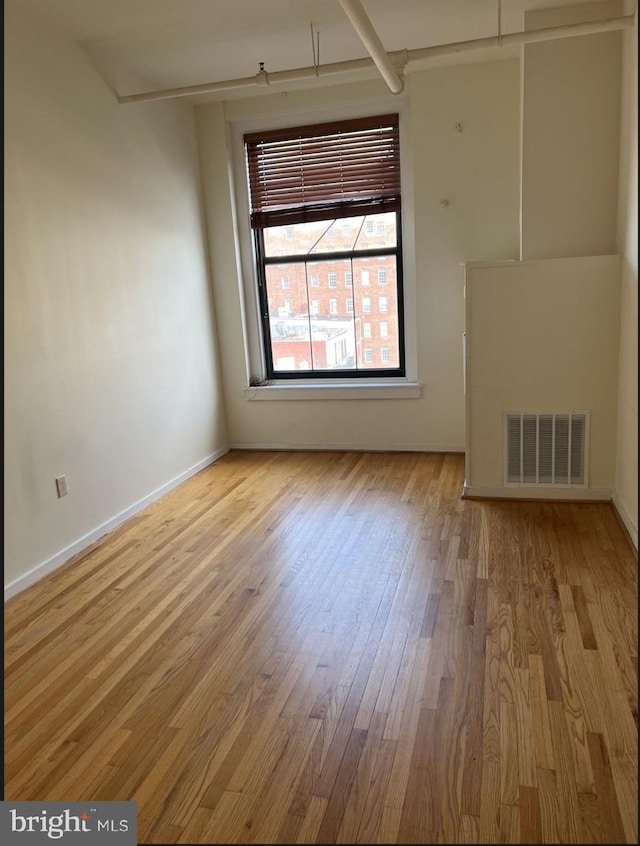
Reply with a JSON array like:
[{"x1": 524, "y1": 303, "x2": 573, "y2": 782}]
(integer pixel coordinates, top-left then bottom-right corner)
[{"x1": 244, "y1": 114, "x2": 401, "y2": 228}]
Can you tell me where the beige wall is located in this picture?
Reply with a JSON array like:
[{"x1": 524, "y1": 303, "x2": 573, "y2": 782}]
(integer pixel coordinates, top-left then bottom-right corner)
[
  {"x1": 196, "y1": 60, "x2": 521, "y2": 450},
  {"x1": 614, "y1": 9, "x2": 638, "y2": 545},
  {"x1": 463, "y1": 1, "x2": 630, "y2": 504},
  {"x1": 4, "y1": 4, "x2": 228, "y2": 591},
  {"x1": 465, "y1": 255, "x2": 621, "y2": 493},
  {"x1": 521, "y1": 1, "x2": 622, "y2": 259}
]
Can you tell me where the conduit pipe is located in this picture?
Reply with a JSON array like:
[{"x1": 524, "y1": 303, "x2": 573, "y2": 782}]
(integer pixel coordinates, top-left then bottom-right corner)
[
  {"x1": 337, "y1": 0, "x2": 404, "y2": 94},
  {"x1": 117, "y1": 14, "x2": 633, "y2": 104},
  {"x1": 407, "y1": 13, "x2": 633, "y2": 61}
]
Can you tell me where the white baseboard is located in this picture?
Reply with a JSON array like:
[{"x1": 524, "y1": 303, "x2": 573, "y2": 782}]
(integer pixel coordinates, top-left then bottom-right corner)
[
  {"x1": 4, "y1": 446, "x2": 230, "y2": 601},
  {"x1": 462, "y1": 484, "x2": 612, "y2": 502},
  {"x1": 612, "y1": 492, "x2": 639, "y2": 551},
  {"x1": 230, "y1": 442, "x2": 465, "y2": 453}
]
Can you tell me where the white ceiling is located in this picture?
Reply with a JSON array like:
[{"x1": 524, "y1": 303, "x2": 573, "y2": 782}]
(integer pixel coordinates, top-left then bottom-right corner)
[{"x1": 8, "y1": 0, "x2": 611, "y2": 100}]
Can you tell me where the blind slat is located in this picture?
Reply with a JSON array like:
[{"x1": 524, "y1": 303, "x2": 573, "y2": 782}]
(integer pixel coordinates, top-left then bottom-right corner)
[
  {"x1": 245, "y1": 114, "x2": 400, "y2": 228},
  {"x1": 243, "y1": 113, "x2": 399, "y2": 144}
]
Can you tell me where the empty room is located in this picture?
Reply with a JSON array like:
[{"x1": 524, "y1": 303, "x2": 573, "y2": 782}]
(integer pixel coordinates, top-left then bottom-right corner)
[{"x1": 4, "y1": 0, "x2": 638, "y2": 843}]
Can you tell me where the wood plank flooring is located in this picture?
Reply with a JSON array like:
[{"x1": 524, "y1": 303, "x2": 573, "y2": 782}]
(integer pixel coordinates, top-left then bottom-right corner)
[{"x1": 4, "y1": 450, "x2": 638, "y2": 843}]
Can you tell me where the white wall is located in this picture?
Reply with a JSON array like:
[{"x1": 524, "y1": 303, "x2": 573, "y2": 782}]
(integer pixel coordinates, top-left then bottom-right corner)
[
  {"x1": 521, "y1": 1, "x2": 623, "y2": 259},
  {"x1": 461, "y1": 2, "x2": 629, "y2": 506},
  {"x1": 4, "y1": 3, "x2": 228, "y2": 593},
  {"x1": 614, "y1": 8, "x2": 638, "y2": 546},
  {"x1": 196, "y1": 60, "x2": 520, "y2": 450},
  {"x1": 465, "y1": 255, "x2": 621, "y2": 495}
]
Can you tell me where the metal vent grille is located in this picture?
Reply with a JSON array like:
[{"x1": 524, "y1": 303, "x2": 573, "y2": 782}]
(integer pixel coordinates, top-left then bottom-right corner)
[{"x1": 504, "y1": 411, "x2": 589, "y2": 486}]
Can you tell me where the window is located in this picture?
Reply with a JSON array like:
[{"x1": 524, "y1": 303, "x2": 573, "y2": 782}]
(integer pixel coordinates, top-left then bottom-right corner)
[
  {"x1": 379, "y1": 295, "x2": 388, "y2": 312},
  {"x1": 378, "y1": 268, "x2": 387, "y2": 284},
  {"x1": 281, "y1": 275, "x2": 290, "y2": 289},
  {"x1": 244, "y1": 114, "x2": 403, "y2": 377},
  {"x1": 363, "y1": 322, "x2": 372, "y2": 339},
  {"x1": 380, "y1": 320, "x2": 388, "y2": 338},
  {"x1": 381, "y1": 346, "x2": 390, "y2": 362}
]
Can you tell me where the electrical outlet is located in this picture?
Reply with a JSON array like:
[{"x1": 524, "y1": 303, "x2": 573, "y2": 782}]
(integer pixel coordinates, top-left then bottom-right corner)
[{"x1": 55, "y1": 475, "x2": 68, "y2": 498}]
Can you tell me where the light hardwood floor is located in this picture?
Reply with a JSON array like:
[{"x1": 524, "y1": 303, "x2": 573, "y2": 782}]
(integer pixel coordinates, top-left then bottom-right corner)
[{"x1": 4, "y1": 450, "x2": 638, "y2": 843}]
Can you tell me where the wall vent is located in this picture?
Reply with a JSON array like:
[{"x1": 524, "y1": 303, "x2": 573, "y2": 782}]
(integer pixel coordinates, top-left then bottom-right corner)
[{"x1": 503, "y1": 411, "x2": 590, "y2": 487}]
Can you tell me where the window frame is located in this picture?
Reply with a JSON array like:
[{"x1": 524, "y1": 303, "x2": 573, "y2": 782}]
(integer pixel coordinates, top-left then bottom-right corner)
[
  {"x1": 229, "y1": 101, "x2": 419, "y2": 396},
  {"x1": 254, "y1": 214, "x2": 404, "y2": 379},
  {"x1": 245, "y1": 113, "x2": 405, "y2": 381}
]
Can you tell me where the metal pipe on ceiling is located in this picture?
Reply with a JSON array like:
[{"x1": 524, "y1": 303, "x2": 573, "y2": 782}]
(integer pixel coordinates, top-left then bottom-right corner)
[
  {"x1": 408, "y1": 13, "x2": 633, "y2": 61},
  {"x1": 116, "y1": 14, "x2": 634, "y2": 105},
  {"x1": 337, "y1": 0, "x2": 404, "y2": 94}
]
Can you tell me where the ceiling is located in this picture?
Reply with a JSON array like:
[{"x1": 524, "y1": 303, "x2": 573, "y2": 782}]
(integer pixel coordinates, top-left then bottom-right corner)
[{"x1": 8, "y1": 0, "x2": 615, "y2": 101}]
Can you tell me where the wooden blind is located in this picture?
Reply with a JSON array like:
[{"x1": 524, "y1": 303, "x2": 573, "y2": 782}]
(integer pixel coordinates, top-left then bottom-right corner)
[{"x1": 244, "y1": 114, "x2": 400, "y2": 228}]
